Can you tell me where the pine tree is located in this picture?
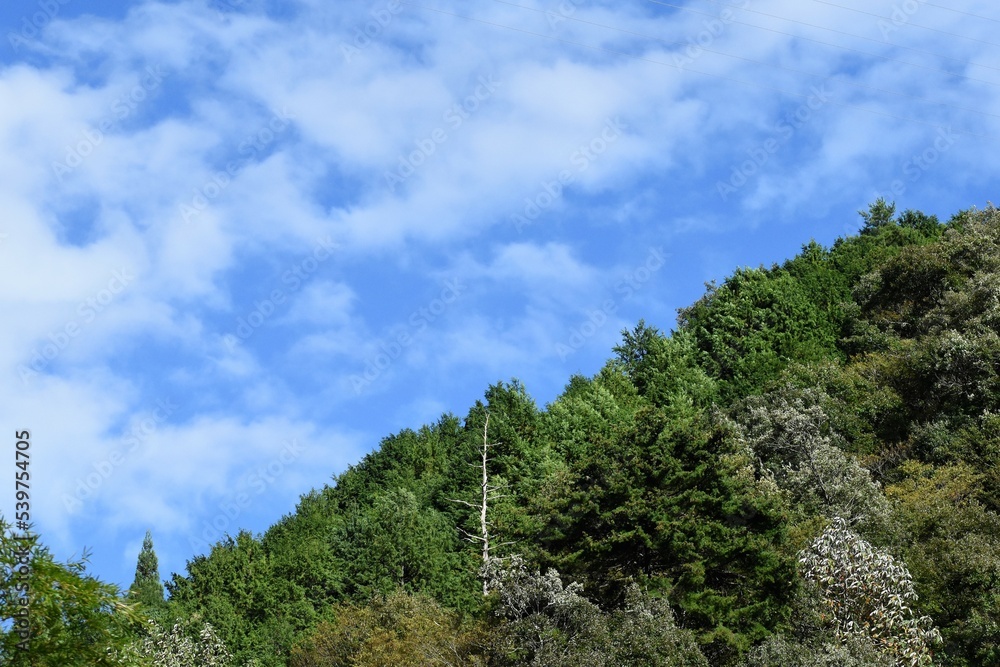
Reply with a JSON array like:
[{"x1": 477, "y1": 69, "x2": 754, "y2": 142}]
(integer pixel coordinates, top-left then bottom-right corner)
[{"x1": 129, "y1": 530, "x2": 165, "y2": 611}]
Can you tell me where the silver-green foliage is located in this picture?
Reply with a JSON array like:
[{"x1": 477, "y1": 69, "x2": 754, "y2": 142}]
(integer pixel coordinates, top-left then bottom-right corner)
[
  {"x1": 798, "y1": 518, "x2": 941, "y2": 666},
  {"x1": 738, "y1": 389, "x2": 890, "y2": 528},
  {"x1": 485, "y1": 556, "x2": 707, "y2": 667},
  {"x1": 117, "y1": 617, "x2": 255, "y2": 667},
  {"x1": 742, "y1": 633, "x2": 891, "y2": 667}
]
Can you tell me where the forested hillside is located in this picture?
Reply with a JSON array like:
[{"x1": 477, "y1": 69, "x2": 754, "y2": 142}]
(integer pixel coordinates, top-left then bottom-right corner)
[{"x1": 5, "y1": 201, "x2": 1000, "y2": 666}]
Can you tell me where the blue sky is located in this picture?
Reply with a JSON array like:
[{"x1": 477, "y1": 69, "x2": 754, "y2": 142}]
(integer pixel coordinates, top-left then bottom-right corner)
[{"x1": 0, "y1": 0, "x2": 997, "y2": 591}]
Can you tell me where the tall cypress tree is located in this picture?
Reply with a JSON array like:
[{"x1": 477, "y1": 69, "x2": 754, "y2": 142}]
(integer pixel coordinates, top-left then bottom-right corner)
[{"x1": 130, "y1": 530, "x2": 165, "y2": 610}]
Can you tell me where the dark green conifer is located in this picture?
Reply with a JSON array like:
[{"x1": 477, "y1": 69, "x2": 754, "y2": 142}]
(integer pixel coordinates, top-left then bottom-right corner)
[{"x1": 129, "y1": 530, "x2": 165, "y2": 610}]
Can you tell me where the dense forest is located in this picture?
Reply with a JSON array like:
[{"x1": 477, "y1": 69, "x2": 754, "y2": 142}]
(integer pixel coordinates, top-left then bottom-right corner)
[{"x1": 4, "y1": 200, "x2": 1000, "y2": 666}]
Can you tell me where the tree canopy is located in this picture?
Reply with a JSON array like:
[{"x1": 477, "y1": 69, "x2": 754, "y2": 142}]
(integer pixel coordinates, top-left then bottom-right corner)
[{"x1": 9, "y1": 202, "x2": 1000, "y2": 666}]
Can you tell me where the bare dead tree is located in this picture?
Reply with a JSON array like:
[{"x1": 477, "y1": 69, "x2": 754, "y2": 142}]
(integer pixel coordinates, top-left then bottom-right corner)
[{"x1": 448, "y1": 412, "x2": 512, "y2": 595}]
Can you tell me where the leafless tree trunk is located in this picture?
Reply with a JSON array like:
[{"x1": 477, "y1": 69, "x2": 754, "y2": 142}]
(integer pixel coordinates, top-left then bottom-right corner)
[{"x1": 449, "y1": 412, "x2": 509, "y2": 595}]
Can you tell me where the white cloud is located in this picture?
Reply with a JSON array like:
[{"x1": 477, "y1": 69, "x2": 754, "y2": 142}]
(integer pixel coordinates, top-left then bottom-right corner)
[
  {"x1": 0, "y1": 0, "x2": 995, "y2": 586},
  {"x1": 489, "y1": 241, "x2": 598, "y2": 289},
  {"x1": 281, "y1": 280, "x2": 356, "y2": 325}
]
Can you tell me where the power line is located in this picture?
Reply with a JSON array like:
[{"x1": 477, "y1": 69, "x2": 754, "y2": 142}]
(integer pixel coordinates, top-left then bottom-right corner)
[
  {"x1": 489, "y1": 0, "x2": 1000, "y2": 121},
  {"x1": 804, "y1": 0, "x2": 1000, "y2": 48},
  {"x1": 916, "y1": 1, "x2": 1000, "y2": 24},
  {"x1": 398, "y1": 2, "x2": 995, "y2": 139},
  {"x1": 644, "y1": 0, "x2": 1000, "y2": 84},
  {"x1": 680, "y1": 0, "x2": 1000, "y2": 58},
  {"x1": 810, "y1": 0, "x2": 1000, "y2": 30}
]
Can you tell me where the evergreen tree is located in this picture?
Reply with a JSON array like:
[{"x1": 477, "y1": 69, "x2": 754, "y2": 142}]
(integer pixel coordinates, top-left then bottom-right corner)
[
  {"x1": 156, "y1": 203, "x2": 1000, "y2": 666},
  {"x1": 130, "y1": 530, "x2": 165, "y2": 612}
]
